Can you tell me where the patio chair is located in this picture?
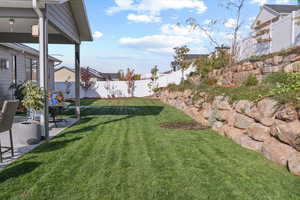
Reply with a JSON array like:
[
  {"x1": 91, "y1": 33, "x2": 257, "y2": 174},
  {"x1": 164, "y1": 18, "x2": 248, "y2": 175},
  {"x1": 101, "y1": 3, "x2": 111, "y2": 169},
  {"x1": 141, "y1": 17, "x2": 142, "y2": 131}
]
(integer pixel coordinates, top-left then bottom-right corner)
[{"x1": 0, "y1": 100, "x2": 19, "y2": 162}]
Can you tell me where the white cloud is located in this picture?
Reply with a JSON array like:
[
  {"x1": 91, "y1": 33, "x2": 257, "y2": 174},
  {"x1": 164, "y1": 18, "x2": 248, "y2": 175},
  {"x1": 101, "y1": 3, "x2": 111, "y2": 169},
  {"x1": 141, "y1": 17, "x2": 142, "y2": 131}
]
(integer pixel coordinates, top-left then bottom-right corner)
[
  {"x1": 250, "y1": 0, "x2": 268, "y2": 5},
  {"x1": 107, "y1": 0, "x2": 207, "y2": 22},
  {"x1": 115, "y1": 0, "x2": 133, "y2": 7},
  {"x1": 275, "y1": 0, "x2": 292, "y2": 3},
  {"x1": 93, "y1": 31, "x2": 103, "y2": 39},
  {"x1": 224, "y1": 18, "x2": 237, "y2": 28},
  {"x1": 120, "y1": 34, "x2": 202, "y2": 53},
  {"x1": 127, "y1": 13, "x2": 161, "y2": 23},
  {"x1": 161, "y1": 24, "x2": 207, "y2": 38}
]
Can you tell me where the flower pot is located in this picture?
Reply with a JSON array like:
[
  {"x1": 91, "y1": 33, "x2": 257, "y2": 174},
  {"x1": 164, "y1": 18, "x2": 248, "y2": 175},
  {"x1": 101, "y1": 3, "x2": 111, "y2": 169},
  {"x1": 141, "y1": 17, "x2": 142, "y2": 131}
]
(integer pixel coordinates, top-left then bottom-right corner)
[{"x1": 16, "y1": 121, "x2": 41, "y2": 145}]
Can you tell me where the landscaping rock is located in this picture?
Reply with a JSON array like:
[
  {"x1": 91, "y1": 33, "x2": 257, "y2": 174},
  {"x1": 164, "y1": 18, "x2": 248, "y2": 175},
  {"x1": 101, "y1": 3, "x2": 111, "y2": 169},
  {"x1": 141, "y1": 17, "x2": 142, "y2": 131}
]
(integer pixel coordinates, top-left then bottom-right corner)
[
  {"x1": 202, "y1": 103, "x2": 213, "y2": 119},
  {"x1": 284, "y1": 64, "x2": 294, "y2": 73},
  {"x1": 224, "y1": 126, "x2": 245, "y2": 142},
  {"x1": 216, "y1": 110, "x2": 236, "y2": 125},
  {"x1": 271, "y1": 120, "x2": 300, "y2": 151},
  {"x1": 273, "y1": 56, "x2": 283, "y2": 65},
  {"x1": 224, "y1": 126, "x2": 262, "y2": 152},
  {"x1": 213, "y1": 96, "x2": 232, "y2": 110},
  {"x1": 276, "y1": 105, "x2": 298, "y2": 122},
  {"x1": 260, "y1": 118, "x2": 275, "y2": 127},
  {"x1": 257, "y1": 98, "x2": 279, "y2": 118},
  {"x1": 262, "y1": 137, "x2": 296, "y2": 166},
  {"x1": 234, "y1": 113, "x2": 255, "y2": 129},
  {"x1": 234, "y1": 100, "x2": 253, "y2": 116},
  {"x1": 288, "y1": 152, "x2": 300, "y2": 176},
  {"x1": 261, "y1": 138, "x2": 296, "y2": 166},
  {"x1": 239, "y1": 135, "x2": 263, "y2": 152},
  {"x1": 247, "y1": 123, "x2": 271, "y2": 142},
  {"x1": 212, "y1": 121, "x2": 225, "y2": 136}
]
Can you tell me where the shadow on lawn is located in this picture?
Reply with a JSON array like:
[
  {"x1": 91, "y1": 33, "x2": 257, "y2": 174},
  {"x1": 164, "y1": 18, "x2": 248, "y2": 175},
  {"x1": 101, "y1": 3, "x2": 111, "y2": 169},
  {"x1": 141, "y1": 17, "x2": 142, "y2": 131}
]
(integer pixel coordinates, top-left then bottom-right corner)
[
  {"x1": 33, "y1": 137, "x2": 83, "y2": 154},
  {"x1": 61, "y1": 115, "x2": 135, "y2": 136},
  {"x1": 0, "y1": 162, "x2": 41, "y2": 183},
  {"x1": 63, "y1": 106, "x2": 164, "y2": 118},
  {"x1": 81, "y1": 106, "x2": 164, "y2": 116}
]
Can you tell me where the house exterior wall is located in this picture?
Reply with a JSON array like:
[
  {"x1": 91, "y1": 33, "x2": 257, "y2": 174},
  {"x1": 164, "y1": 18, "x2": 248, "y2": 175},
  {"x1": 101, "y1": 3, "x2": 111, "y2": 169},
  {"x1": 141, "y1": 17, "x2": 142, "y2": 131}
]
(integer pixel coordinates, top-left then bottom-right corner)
[
  {"x1": 0, "y1": 45, "x2": 55, "y2": 100},
  {"x1": 55, "y1": 68, "x2": 76, "y2": 82}
]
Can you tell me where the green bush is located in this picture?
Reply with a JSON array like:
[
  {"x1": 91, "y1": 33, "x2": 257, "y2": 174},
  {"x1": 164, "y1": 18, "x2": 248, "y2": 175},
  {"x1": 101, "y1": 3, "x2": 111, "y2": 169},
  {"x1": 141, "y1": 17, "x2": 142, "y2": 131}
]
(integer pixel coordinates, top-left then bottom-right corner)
[
  {"x1": 264, "y1": 72, "x2": 300, "y2": 94},
  {"x1": 244, "y1": 75, "x2": 258, "y2": 86},
  {"x1": 193, "y1": 50, "x2": 230, "y2": 77}
]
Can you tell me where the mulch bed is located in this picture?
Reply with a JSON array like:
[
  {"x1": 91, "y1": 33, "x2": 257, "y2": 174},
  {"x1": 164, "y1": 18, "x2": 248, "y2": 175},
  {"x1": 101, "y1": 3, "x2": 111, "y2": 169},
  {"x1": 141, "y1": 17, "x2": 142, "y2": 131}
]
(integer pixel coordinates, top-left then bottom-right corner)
[{"x1": 160, "y1": 122, "x2": 210, "y2": 131}]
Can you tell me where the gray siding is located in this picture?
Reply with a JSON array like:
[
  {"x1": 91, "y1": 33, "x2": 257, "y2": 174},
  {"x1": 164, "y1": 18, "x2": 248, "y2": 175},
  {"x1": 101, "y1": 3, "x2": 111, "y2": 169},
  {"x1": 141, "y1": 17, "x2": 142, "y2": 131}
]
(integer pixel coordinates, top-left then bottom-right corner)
[
  {"x1": 0, "y1": 45, "x2": 55, "y2": 101},
  {"x1": 47, "y1": 2, "x2": 80, "y2": 43}
]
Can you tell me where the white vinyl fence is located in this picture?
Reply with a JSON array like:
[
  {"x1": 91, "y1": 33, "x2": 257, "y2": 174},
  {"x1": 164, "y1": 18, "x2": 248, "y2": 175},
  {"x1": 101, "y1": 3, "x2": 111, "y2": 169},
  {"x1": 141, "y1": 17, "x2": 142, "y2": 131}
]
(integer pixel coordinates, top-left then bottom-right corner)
[
  {"x1": 55, "y1": 67, "x2": 195, "y2": 99},
  {"x1": 237, "y1": 10, "x2": 300, "y2": 61}
]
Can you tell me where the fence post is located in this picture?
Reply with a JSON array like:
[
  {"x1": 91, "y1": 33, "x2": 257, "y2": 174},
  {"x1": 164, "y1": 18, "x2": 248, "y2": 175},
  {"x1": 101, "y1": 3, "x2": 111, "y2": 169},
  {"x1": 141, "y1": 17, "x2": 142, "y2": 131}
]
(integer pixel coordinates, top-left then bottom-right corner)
[{"x1": 292, "y1": 11, "x2": 296, "y2": 46}]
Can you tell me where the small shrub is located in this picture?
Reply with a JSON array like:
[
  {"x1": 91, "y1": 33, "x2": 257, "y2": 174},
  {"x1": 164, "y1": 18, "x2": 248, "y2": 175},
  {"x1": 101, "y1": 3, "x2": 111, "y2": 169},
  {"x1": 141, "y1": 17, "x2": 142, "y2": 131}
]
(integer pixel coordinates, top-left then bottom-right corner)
[{"x1": 244, "y1": 75, "x2": 258, "y2": 86}]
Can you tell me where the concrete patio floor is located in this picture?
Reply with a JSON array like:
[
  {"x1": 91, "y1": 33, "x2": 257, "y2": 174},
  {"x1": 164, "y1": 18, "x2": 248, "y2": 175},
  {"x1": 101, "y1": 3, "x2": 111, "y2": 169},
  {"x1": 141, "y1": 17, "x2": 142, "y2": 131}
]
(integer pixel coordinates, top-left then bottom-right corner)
[{"x1": 0, "y1": 117, "x2": 78, "y2": 168}]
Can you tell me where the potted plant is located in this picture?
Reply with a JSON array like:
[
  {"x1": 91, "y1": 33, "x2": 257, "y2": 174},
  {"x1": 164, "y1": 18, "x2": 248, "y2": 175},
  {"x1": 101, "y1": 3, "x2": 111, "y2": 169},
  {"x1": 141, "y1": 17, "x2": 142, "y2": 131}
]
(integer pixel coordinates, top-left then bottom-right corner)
[{"x1": 16, "y1": 81, "x2": 44, "y2": 145}]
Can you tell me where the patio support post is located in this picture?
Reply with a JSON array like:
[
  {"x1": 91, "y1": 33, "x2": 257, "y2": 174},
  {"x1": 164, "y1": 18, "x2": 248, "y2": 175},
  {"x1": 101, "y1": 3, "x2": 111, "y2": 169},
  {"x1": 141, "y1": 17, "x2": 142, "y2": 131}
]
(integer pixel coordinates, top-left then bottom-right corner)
[
  {"x1": 75, "y1": 44, "x2": 81, "y2": 119},
  {"x1": 38, "y1": 9, "x2": 49, "y2": 140}
]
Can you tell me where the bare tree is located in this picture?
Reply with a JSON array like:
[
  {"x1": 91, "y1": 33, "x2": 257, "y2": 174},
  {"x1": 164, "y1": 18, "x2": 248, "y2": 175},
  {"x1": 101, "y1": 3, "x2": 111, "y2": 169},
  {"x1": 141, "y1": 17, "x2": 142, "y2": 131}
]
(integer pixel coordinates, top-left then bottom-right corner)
[
  {"x1": 222, "y1": 0, "x2": 246, "y2": 64},
  {"x1": 186, "y1": 18, "x2": 220, "y2": 49}
]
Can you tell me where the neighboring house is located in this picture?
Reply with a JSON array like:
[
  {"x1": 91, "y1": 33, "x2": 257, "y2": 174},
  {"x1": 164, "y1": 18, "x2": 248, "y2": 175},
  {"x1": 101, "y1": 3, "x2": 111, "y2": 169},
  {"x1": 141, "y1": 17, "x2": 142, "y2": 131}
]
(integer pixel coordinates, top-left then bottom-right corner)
[
  {"x1": 0, "y1": 43, "x2": 61, "y2": 100},
  {"x1": 171, "y1": 54, "x2": 209, "y2": 71},
  {"x1": 55, "y1": 66, "x2": 105, "y2": 82},
  {"x1": 237, "y1": 4, "x2": 300, "y2": 61},
  {"x1": 252, "y1": 4, "x2": 300, "y2": 30},
  {"x1": 101, "y1": 73, "x2": 120, "y2": 81}
]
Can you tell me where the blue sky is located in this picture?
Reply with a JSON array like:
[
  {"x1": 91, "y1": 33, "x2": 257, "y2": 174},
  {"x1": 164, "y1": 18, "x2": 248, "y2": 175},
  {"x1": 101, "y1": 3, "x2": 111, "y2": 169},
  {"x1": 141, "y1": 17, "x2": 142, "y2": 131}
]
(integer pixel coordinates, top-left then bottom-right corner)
[{"x1": 46, "y1": 0, "x2": 299, "y2": 74}]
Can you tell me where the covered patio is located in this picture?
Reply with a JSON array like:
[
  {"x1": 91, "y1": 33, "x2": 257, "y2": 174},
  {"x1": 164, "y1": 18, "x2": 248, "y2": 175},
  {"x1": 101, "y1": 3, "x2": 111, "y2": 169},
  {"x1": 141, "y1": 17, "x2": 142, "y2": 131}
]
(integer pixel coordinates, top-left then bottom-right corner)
[{"x1": 0, "y1": 0, "x2": 92, "y2": 143}]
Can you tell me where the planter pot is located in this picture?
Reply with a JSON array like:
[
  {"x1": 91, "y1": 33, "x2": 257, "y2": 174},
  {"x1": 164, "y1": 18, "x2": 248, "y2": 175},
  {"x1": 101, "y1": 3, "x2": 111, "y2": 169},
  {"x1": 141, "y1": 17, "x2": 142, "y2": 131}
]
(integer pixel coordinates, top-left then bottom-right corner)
[{"x1": 16, "y1": 121, "x2": 41, "y2": 145}]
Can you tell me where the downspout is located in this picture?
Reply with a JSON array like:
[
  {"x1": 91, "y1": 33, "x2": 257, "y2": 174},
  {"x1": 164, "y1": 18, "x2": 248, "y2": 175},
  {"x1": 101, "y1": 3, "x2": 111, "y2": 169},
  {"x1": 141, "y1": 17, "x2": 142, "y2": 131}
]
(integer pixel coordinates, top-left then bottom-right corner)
[{"x1": 32, "y1": 0, "x2": 43, "y2": 18}]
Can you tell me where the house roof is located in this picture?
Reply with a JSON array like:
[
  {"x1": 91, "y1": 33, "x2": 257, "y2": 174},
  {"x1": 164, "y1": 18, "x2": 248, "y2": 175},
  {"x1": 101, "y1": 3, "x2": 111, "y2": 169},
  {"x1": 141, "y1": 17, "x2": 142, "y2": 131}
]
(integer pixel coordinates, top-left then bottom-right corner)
[
  {"x1": 101, "y1": 73, "x2": 120, "y2": 80},
  {"x1": 69, "y1": 0, "x2": 93, "y2": 42},
  {"x1": 186, "y1": 54, "x2": 208, "y2": 61},
  {"x1": 0, "y1": 43, "x2": 61, "y2": 62},
  {"x1": 264, "y1": 4, "x2": 300, "y2": 14}
]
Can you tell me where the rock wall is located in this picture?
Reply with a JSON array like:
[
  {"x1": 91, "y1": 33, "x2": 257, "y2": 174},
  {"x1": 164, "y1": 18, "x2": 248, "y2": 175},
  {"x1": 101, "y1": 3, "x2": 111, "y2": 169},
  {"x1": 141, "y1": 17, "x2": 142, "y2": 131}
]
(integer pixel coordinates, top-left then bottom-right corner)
[
  {"x1": 158, "y1": 90, "x2": 300, "y2": 175},
  {"x1": 209, "y1": 53, "x2": 300, "y2": 86}
]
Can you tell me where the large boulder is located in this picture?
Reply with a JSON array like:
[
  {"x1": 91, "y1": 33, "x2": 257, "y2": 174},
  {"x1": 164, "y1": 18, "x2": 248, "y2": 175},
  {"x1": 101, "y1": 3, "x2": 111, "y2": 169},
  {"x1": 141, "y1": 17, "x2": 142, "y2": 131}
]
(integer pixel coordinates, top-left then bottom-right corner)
[
  {"x1": 239, "y1": 135, "x2": 263, "y2": 152},
  {"x1": 276, "y1": 105, "x2": 298, "y2": 122},
  {"x1": 257, "y1": 98, "x2": 279, "y2": 118},
  {"x1": 216, "y1": 110, "x2": 236, "y2": 126},
  {"x1": 271, "y1": 120, "x2": 300, "y2": 151},
  {"x1": 234, "y1": 113, "x2": 255, "y2": 129},
  {"x1": 234, "y1": 100, "x2": 253, "y2": 116},
  {"x1": 201, "y1": 103, "x2": 213, "y2": 120},
  {"x1": 224, "y1": 126, "x2": 262, "y2": 152},
  {"x1": 288, "y1": 152, "x2": 300, "y2": 176},
  {"x1": 212, "y1": 121, "x2": 225, "y2": 136},
  {"x1": 212, "y1": 96, "x2": 232, "y2": 110},
  {"x1": 262, "y1": 137, "x2": 296, "y2": 166},
  {"x1": 247, "y1": 123, "x2": 271, "y2": 142}
]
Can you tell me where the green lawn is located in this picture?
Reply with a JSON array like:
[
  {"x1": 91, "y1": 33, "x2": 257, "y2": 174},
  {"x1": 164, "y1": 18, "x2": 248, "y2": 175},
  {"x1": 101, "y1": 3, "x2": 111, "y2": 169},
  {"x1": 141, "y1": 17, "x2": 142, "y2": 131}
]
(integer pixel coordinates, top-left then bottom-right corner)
[{"x1": 1, "y1": 98, "x2": 300, "y2": 200}]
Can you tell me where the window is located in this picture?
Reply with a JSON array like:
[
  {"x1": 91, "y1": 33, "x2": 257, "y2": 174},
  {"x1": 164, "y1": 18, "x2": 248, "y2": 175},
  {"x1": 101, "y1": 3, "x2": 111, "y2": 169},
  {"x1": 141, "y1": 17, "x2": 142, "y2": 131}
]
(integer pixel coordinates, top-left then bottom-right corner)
[
  {"x1": 31, "y1": 60, "x2": 38, "y2": 82},
  {"x1": 12, "y1": 55, "x2": 17, "y2": 84},
  {"x1": 0, "y1": 58, "x2": 9, "y2": 70}
]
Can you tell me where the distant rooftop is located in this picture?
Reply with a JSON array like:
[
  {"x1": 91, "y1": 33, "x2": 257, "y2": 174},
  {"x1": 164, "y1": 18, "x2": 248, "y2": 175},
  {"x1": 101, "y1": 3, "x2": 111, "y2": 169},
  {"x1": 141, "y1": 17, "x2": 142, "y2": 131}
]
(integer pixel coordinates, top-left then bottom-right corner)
[
  {"x1": 186, "y1": 54, "x2": 209, "y2": 61},
  {"x1": 264, "y1": 4, "x2": 300, "y2": 14}
]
